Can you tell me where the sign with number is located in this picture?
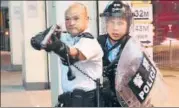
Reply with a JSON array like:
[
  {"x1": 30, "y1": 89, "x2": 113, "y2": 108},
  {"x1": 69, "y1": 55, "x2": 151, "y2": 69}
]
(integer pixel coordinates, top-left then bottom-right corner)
[
  {"x1": 132, "y1": 24, "x2": 154, "y2": 46},
  {"x1": 131, "y1": 1, "x2": 151, "y2": 4},
  {"x1": 130, "y1": 23, "x2": 154, "y2": 59},
  {"x1": 132, "y1": 4, "x2": 153, "y2": 22}
]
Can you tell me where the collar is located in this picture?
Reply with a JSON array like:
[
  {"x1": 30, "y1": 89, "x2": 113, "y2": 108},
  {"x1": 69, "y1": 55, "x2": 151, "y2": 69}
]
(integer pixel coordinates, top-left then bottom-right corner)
[
  {"x1": 106, "y1": 37, "x2": 113, "y2": 49},
  {"x1": 105, "y1": 36, "x2": 122, "y2": 51},
  {"x1": 69, "y1": 28, "x2": 90, "y2": 38},
  {"x1": 78, "y1": 28, "x2": 90, "y2": 36}
]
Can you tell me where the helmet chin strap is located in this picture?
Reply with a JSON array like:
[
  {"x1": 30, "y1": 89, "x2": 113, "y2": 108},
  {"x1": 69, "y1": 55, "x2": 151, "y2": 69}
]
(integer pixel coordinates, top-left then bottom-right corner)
[
  {"x1": 108, "y1": 32, "x2": 129, "y2": 43},
  {"x1": 108, "y1": 36, "x2": 120, "y2": 42}
]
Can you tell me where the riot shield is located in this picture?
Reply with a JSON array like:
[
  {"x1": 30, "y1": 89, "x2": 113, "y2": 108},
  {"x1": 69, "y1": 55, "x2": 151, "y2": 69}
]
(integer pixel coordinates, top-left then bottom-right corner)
[{"x1": 115, "y1": 37, "x2": 168, "y2": 107}]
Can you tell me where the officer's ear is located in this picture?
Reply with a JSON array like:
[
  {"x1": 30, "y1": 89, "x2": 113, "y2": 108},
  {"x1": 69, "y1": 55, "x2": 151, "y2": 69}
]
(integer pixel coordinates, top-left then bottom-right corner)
[
  {"x1": 87, "y1": 16, "x2": 89, "y2": 20},
  {"x1": 85, "y1": 16, "x2": 90, "y2": 23}
]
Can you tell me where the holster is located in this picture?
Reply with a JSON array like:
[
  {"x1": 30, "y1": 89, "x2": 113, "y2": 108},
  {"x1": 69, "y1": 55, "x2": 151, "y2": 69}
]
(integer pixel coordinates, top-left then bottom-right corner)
[
  {"x1": 71, "y1": 89, "x2": 85, "y2": 107},
  {"x1": 56, "y1": 89, "x2": 96, "y2": 107},
  {"x1": 57, "y1": 92, "x2": 72, "y2": 107}
]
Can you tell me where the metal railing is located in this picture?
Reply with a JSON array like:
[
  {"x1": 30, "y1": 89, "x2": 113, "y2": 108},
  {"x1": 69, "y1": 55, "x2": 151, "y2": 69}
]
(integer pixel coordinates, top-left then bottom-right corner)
[{"x1": 153, "y1": 38, "x2": 179, "y2": 70}]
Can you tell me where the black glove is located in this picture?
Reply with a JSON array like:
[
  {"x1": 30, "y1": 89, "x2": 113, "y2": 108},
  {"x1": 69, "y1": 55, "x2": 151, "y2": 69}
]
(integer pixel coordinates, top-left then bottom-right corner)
[
  {"x1": 103, "y1": 67, "x2": 116, "y2": 78},
  {"x1": 45, "y1": 40, "x2": 68, "y2": 53},
  {"x1": 45, "y1": 39, "x2": 80, "y2": 66},
  {"x1": 45, "y1": 40, "x2": 71, "y2": 65},
  {"x1": 30, "y1": 26, "x2": 53, "y2": 50},
  {"x1": 43, "y1": 34, "x2": 60, "y2": 52},
  {"x1": 103, "y1": 59, "x2": 118, "y2": 77},
  {"x1": 31, "y1": 33, "x2": 44, "y2": 50},
  {"x1": 30, "y1": 25, "x2": 61, "y2": 51}
]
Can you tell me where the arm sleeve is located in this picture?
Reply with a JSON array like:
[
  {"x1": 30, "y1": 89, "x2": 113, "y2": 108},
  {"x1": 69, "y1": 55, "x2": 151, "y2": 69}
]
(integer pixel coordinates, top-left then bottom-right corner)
[{"x1": 73, "y1": 38, "x2": 103, "y2": 61}]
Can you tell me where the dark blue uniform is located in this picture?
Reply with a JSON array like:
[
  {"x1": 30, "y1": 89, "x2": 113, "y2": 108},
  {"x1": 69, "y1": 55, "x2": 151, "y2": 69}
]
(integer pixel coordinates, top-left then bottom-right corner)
[{"x1": 97, "y1": 34, "x2": 130, "y2": 107}]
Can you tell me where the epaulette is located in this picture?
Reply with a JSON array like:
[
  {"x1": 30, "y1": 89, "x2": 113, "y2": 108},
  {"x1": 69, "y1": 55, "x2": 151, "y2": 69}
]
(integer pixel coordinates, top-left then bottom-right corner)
[{"x1": 78, "y1": 32, "x2": 94, "y2": 39}]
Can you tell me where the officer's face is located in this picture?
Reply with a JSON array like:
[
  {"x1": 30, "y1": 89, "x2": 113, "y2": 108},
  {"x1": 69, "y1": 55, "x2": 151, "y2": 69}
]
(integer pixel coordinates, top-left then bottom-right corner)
[
  {"x1": 65, "y1": 6, "x2": 89, "y2": 36},
  {"x1": 106, "y1": 17, "x2": 128, "y2": 41}
]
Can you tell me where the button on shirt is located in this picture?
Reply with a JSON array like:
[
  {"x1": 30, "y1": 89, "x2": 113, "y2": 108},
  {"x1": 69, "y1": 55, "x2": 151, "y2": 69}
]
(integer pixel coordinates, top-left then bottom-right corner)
[
  {"x1": 60, "y1": 32, "x2": 103, "y2": 93},
  {"x1": 106, "y1": 37, "x2": 121, "y2": 62}
]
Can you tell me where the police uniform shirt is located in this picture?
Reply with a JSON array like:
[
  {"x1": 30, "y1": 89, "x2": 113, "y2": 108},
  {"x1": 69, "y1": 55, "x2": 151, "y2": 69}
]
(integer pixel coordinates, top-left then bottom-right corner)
[
  {"x1": 106, "y1": 37, "x2": 121, "y2": 62},
  {"x1": 60, "y1": 30, "x2": 103, "y2": 93}
]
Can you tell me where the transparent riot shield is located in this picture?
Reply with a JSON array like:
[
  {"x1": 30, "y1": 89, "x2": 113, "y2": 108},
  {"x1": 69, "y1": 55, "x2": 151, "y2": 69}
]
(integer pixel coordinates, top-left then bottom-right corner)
[{"x1": 115, "y1": 37, "x2": 168, "y2": 107}]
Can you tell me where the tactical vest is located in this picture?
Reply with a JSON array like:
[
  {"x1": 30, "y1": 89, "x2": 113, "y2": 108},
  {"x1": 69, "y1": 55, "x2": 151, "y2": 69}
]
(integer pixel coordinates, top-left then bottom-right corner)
[{"x1": 97, "y1": 34, "x2": 130, "y2": 90}]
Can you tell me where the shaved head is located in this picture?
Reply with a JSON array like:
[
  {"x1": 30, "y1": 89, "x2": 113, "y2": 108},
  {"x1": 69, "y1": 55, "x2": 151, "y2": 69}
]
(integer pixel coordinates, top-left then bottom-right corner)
[
  {"x1": 64, "y1": 3, "x2": 89, "y2": 36},
  {"x1": 65, "y1": 3, "x2": 88, "y2": 18}
]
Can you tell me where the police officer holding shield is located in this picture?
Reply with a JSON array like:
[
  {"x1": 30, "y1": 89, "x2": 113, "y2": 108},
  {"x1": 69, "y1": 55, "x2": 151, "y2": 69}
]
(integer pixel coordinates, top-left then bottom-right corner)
[
  {"x1": 31, "y1": 3, "x2": 103, "y2": 107},
  {"x1": 97, "y1": 1, "x2": 133, "y2": 107}
]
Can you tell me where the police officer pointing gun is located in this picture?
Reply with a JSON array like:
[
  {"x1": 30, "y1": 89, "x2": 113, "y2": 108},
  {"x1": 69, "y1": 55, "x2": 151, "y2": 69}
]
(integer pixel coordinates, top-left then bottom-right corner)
[{"x1": 31, "y1": 3, "x2": 103, "y2": 107}]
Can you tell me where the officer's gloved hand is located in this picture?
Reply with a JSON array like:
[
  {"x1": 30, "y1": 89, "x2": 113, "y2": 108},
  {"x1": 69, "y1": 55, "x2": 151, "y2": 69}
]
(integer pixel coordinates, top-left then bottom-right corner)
[
  {"x1": 31, "y1": 33, "x2": 44, "y2": 50},
  {"x1": 44, "y1": 39, "x2": 67, "y2": 52},
  {"x1": 30, "y1": 25, "x2": 61, "y2": 51},
  {"x1": 44, "y1": 39, "x2": 70, "y2": 65},
  {"x1": 103, "y1": 67, "x2": 116, "y2": 77},
  {"x1": 44, "y1": 25, "x2": 62, "y2": 52},
  {"x1": 103, "y1": 62, "x2": 118, "y2": 77},
  {"x1": 43, "y1": 34, "x2": 60, "y2": 52}
]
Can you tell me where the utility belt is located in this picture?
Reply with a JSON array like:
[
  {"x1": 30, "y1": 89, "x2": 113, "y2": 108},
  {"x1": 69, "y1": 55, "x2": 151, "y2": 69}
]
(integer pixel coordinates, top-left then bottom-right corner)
[{"x1": 57, "y1": 89, "x2": 96, "y2": 107}]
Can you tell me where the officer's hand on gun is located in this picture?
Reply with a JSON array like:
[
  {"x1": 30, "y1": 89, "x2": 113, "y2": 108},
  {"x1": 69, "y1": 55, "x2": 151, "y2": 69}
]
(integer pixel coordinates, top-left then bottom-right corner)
[
  {"x1": 30, "y1": 24, "x2": 71, "y2": 66},
  {"x1": 30, "y1": 24, "x2": 62, "y2": 52}
]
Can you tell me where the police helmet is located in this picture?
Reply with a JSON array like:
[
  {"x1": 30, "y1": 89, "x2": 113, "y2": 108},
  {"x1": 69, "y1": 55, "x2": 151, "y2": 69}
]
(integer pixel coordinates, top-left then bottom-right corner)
[{"x1": 100, "y1": 1, "x2": 133, "y2": 26}]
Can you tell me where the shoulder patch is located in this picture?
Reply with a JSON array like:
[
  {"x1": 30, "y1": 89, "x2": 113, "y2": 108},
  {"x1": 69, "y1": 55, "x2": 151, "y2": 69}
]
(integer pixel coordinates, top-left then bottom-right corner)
[{"x1": 78, "y1": 32, "x2": 94, "y2": 39}]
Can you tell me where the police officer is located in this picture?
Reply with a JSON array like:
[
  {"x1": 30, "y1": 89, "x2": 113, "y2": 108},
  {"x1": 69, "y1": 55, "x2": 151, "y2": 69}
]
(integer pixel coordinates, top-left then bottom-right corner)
[
  {"x1": 97, "y1": 1, "x2": 133, "y2": 107},
  {"x1": 31, "y1": 3, "x2": 103, "y2": 107}
]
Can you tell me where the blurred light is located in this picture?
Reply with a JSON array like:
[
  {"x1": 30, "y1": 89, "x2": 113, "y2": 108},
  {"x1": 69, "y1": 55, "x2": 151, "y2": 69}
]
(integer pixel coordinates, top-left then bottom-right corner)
[{"x1": 5, "y1": 30, "x2": 9, "y2": 36}]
